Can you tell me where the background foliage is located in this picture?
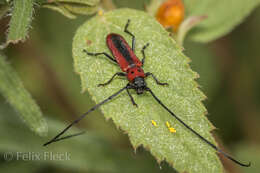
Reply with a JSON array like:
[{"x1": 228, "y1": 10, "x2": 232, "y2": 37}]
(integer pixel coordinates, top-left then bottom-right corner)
[{"x1": 0, "y1": 0, "x2": 260, "y2": 173}]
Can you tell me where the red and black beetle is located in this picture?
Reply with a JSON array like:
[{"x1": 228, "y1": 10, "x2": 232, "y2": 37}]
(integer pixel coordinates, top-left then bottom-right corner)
[
  {"x1": 83, "y1": 20, "x2": 168, "y2": 98},
  {"x1": 44, "y1": 20, "x2": 250, "y2": 167}
]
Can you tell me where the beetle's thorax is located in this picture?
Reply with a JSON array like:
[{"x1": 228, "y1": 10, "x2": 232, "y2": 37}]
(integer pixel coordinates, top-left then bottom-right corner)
[
  {"x1": 127, "y1": 66, "x2": 145, "y2": 82},
  {"x1": 126, "y1": 66, "x2": 146, "y2": 94}
]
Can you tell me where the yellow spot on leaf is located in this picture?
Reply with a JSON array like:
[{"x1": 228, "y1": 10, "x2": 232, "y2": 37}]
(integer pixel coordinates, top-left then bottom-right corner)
[
  {"x1": 169, "y1": 127, "x2": 176, "y2": 133},
  {"x1": 165, "y1": 121, "x2": 171, "y2": 128},
  {"x1": 165, "y1": 121, "x2": 176, "y2": 133},
  {"x1": 151, "y1": 120, "x2": 157, "y2": 127},
  {"x1": 98, "y1": 10, "x2": 104, "y2": 16}
]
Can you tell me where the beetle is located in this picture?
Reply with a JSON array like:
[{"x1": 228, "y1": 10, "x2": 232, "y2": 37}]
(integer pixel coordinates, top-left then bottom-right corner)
[
  {"x1": 83, "y1": 21, "x2": 168, "y2": 99},
  {"x1": 43, "y1": 19, "x2": 250, "y2": 167}
]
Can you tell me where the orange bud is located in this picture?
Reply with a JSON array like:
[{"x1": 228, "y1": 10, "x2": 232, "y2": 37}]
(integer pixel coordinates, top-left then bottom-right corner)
[{"x1": 156, "y1": 0, "x2": 185, "y2": 32}]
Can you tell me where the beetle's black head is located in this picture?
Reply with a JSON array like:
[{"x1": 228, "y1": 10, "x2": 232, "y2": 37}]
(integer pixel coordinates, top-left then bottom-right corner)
[{"x1": 133, "y1": 77, "x2": 146, "y2": 94}]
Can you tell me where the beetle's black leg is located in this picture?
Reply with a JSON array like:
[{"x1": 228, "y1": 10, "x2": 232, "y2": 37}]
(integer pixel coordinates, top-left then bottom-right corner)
[
  {"x1": 146, "y1": 72, "x2": 169, "y2": 86},
  {"x1": 124, "y1": 19, "x2": 135, "y2": 52},
  {"x1": 98, "y1": 72, "x2": 126, "y2": 87},
  {"x1": 126, "y1": 85, "x2": 138, "y2": 107},
  {"x1": 141, "y1": 43, "x2": 149, "y2": 66},
  {"x1": 83, "y1": 49, "x2": 117, "y2": 64}
]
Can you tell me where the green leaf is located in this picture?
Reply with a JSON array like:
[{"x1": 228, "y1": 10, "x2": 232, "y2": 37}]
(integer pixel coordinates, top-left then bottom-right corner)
[
  {"x1": 0, "y1": 103, "x2": 170, "y2": 173},
  {"x1": 183, "y1": 0, "x2": 260, "y2": 42},
  {"x1": 42, "y1": 0, "x2": 100, "y2": 19},
  {"x1": 6, "y1": 0, "x2": 34, "y2": 45},
  {"x1": 54, "y1": 0, "x2": 100, "y2": 6},
  {"x1": 177, "y1": 16, "x2": 207, "y2": 46},
  {"x1": 62, "y1": 3, "x2": 98, "y2": 15},
  {"x1": 43, "y1": 4, "x2": 77, "y2": 19},
  {"x1": 73, "y1": 9, "x2": 223, "y2": 172},
  {"x1": 0, "y1": 53, "x2": 47, "y2": 136},
  {"x1": 147, "y1": 0, "x2": 260, "y2": 43}
]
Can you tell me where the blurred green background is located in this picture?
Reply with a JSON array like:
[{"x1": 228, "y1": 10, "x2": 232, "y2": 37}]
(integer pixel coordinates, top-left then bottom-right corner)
[{"x1": 0, "y1": 0, "x2": 260, "y2": 173}]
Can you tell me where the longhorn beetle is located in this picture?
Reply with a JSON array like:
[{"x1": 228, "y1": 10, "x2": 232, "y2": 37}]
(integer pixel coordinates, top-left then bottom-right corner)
[{"x1": 44, "y1": 19, "x2": 250, "y2": 167}]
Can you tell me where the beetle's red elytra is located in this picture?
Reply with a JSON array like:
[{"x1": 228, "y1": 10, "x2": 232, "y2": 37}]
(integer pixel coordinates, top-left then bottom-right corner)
[{"x1": 106, "y1": 33, "x2": 145, "y2": 82}]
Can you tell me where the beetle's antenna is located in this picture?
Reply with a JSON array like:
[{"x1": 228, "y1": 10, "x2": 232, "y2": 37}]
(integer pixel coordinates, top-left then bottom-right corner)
[
  {"x1": 43, "y1": 86, "x2": 127, "y2": 146},
  {"x1": 48, "y1": 131, "x2": 86, "y2": 144},
  {"x1": 146, "y1": 87, "x2": 251, "y2": 167}
]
